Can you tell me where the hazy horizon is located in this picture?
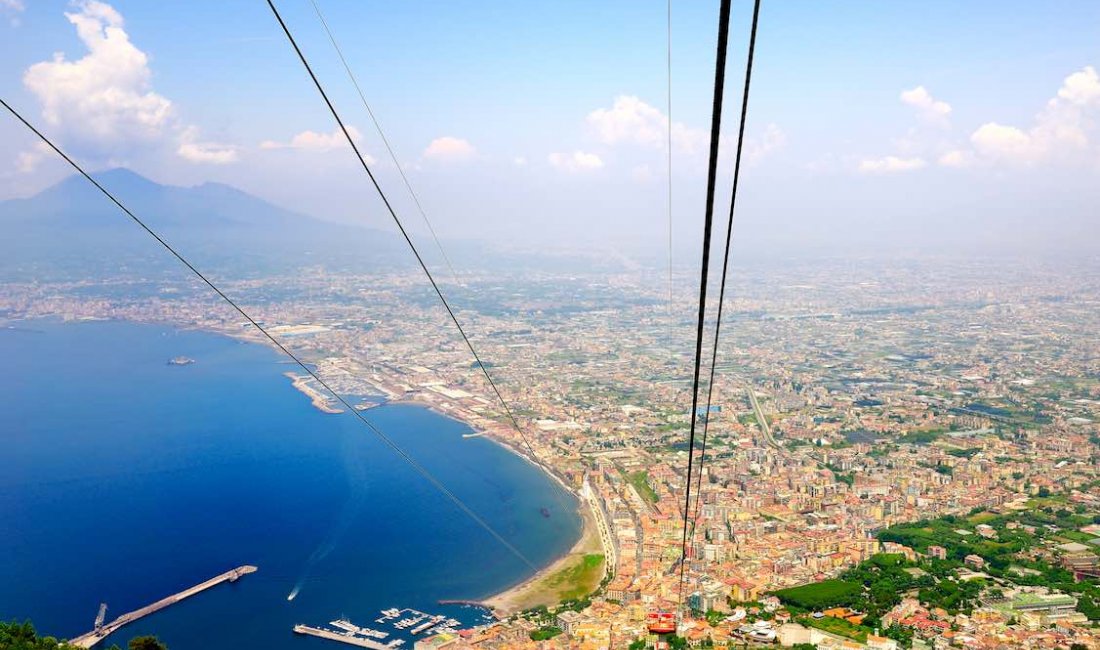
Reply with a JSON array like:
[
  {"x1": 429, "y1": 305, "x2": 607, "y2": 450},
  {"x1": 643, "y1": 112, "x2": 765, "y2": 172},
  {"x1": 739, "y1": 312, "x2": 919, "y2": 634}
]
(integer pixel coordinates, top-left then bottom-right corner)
[{"x1": 1, "y1": 1, "x2": 1098, "y2": 262}]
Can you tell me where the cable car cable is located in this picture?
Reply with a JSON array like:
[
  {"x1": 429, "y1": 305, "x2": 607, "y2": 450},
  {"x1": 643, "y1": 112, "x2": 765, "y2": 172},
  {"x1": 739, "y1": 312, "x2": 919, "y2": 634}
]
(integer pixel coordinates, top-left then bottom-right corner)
[
  {"x1": 676, "y1": 0, "x2": 733, "y2": 614},
  {"x1": 264, "y1": 0, "x2": 568, "y2": 509},
  {"x1": 307, "y1": 0, "x2": 459, "y2": 284},
  {"x1": 0, "y1": 96, "x2": 537, "y2": 572},
  {"x1": 690, "y1": 0, "x2": 762, "y2": 548}
]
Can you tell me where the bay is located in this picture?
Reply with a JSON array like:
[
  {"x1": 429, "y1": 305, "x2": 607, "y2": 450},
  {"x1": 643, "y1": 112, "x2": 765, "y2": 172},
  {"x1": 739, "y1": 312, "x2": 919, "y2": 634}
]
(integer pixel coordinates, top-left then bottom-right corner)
[{"x1": 0, "y1": 320, "x2": 578, "y2": 648}]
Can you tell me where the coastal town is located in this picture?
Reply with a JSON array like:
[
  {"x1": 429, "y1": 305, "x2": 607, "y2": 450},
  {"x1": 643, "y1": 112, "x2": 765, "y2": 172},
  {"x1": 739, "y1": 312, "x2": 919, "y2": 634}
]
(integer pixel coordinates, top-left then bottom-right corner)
[{"x1": 2, "y1": 255, "x2": 1098, "y2": 650}]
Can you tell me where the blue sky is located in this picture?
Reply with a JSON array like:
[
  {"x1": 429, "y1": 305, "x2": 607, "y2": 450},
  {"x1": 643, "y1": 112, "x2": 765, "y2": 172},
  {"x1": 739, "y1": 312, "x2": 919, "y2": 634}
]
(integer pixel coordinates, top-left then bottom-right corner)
[{"x1": 1, "y1": 0, "x2": 1099, "y2": 259}]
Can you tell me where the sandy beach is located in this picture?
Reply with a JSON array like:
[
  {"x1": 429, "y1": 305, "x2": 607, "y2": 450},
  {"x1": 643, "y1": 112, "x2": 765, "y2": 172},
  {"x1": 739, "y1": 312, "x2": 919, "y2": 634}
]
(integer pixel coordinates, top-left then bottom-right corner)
[{"x1": 480, "y1": 497, "x2": 606, "y2": 617}]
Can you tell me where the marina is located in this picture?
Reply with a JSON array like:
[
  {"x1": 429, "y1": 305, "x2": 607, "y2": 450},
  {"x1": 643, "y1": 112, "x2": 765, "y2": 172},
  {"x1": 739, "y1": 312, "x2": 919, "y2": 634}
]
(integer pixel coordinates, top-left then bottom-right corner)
[
  {"x1": 330, "y1": 619, "x2": 387, "y2": 639},
  {"x1": 299, "y1": 608, "x2": 464, "y2": 648},
  {"x1": 293, "y1": 625, "x2": 401, "y2": 649}
]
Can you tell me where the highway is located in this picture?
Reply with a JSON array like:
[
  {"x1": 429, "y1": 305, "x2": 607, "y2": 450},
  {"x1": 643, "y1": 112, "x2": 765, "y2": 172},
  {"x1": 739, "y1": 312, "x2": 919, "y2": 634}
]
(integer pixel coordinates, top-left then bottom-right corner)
[
  {"x1": 746, "y1": 386, "x2": 780, "y2": 449},
  {"x1": 582, "y1": 477, "x2": 618, "y2": 580}
]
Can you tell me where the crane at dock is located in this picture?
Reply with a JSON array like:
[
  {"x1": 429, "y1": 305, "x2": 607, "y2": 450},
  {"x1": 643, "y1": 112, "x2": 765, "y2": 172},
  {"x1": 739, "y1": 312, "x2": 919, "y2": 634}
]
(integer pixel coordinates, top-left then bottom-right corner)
[{"x1": 93, "y1": 603, "x2": 106, "y2": 631}]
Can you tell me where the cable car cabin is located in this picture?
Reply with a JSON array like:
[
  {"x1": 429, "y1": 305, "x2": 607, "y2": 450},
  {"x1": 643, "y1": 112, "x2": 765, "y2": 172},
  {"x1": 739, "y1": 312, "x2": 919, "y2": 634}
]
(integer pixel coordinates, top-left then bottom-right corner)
[{"x1": 646, "y1": 611, "x2": 677, "y2": 635}]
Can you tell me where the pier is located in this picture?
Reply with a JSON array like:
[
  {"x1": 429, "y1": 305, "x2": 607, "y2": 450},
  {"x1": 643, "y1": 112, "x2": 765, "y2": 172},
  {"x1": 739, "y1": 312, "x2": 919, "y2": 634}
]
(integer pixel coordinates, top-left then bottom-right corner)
[
  {"x1": 437, "y1": 599, "x2": 486, "y2": 607},
  {"x1": 293, "y1": 625, "x2": 399, "y2": 649},
  {"x1": 68, "y1": 565, "x2": 257, "y2": 648}
]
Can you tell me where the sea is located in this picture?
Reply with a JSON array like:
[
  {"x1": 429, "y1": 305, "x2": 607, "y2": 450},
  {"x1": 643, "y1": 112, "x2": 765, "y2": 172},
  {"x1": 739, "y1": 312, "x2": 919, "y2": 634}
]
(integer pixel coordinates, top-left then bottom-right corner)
[{"x1": 0, "y1": 319, "x2": 579, "y2": 648}]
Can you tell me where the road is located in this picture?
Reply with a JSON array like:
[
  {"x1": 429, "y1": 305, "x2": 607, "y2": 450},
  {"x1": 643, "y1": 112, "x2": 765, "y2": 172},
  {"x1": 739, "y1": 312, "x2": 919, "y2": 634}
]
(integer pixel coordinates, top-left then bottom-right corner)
[{"x1": 746, "y1": 386, "x2": 779, "y2": 449}]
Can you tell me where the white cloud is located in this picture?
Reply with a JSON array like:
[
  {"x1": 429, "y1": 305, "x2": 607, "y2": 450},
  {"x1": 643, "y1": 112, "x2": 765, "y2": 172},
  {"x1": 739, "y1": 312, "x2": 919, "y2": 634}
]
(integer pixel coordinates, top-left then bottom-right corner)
[
  {"x1": 513, "y1": 156, "x2": 527, "y2": 166},
  {"x1": 177, "y1": 139, "x2": 238, "y2": 165},
  {"x1": 587, "y1": 95, "x2": 705, "y2": 153},
  {"x1": 970, "y1": 123, "x2": 1033, "y2": 160},
  {"x1": 20, "y1": 1, "x2": 235, "y2": 165},
  {"x1": 858, "y1": 156, "x2": 926, "y2": 174},
  {"x1": 745, "y1": 123, "x2": 786, "y2": 163},
  {"x1": 548, "y1": 150, "x2": 604, "y2": 173},
  {"x1": 1057, "y1": 66, "x2": 1100, "y2": 106},
  {"x1": 24, "y1": 1, "x2": 171, "y2": 145},
  {"x1": 176, "y1": 126, "x2": 237, "y2": 164},
  {"x1": 260, "y1": 126, "x2": 363, "y2": 152},
  {"x1": 900, "y1": 86, "x2": 952, "y2": 125},
  {"x1": 964, "y1": 66, "x2": 1100, "y2": 165},
  {"x1": 938, "y1": 150, "x2": 973, "y2": 168},
  {"x1": 16, "y1": 142, "x2": 52, "y2": 173},
  {"x1": 423, "y1": 136, "x2": 476, "y2": 162},
  {"x1": 176, "y1": 142, "x2": 237, "y2": 164},
  {"x1": 1, "y1": 0, "x2": 25, "y2": 12}
]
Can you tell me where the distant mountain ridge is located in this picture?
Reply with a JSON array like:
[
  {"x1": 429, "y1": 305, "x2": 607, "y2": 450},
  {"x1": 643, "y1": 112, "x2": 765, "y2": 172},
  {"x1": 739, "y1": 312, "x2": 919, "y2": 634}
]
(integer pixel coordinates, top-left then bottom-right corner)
[{"x1": 0, "y1": 168, "x2": 411, "y2": 279}]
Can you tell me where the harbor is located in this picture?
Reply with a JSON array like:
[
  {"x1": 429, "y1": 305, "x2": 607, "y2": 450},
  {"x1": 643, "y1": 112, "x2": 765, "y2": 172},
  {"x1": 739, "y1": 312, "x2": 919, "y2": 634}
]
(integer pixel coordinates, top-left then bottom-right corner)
[
  {"x1": 68, "y1": 565, "x2": 257, "y2": 648},
  {"x1": 295, "y1": 607, "x2": 467, "y2": 648},
  {"x1": 293, "y1": 625, "x2": 398, "y2": 649}
]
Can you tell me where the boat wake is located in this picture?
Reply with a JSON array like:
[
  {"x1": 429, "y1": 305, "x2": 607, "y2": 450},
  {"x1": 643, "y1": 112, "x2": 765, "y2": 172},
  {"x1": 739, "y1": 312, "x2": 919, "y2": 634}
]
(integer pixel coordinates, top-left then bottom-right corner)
[{"x1": 288, "y1": 436, "x2": 369, "y2": 601}]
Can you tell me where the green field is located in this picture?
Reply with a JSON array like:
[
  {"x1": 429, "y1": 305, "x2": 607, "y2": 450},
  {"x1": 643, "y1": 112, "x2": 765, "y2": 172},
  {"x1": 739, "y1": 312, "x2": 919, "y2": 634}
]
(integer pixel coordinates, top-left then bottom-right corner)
[
  {"x1": 546, "y1": 553, "x2": 605, "y2": 601},
  {"x1": 800, "y1": 615, "x2": 871, "y2": 642},
  {"x1": 773, "y1": 579, "x2": 862, "y2": 610},
  {"x1": 529, "y1": 626, "x2": 563, "y2": 641},
  {"x1": 624, "y1": 470, "x2": 659, "y2": 504}
]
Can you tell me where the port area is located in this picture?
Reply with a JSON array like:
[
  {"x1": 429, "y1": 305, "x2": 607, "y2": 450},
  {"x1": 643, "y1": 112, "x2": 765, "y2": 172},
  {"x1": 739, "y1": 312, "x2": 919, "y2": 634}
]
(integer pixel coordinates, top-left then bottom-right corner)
[
  {"x1": 296, "y1": 607, "x2": 475, "y2": 648},
  {"x1": 69, "y1": 565, "x2": 257, "y2": 648},
  {"x1": 293, "y1": 625, "x2": 398, "y2": 649}
]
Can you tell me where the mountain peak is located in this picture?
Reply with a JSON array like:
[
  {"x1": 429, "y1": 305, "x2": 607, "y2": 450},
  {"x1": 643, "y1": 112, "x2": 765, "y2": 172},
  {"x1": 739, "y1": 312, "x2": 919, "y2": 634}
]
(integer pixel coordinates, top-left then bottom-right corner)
[
  {"x1": 43, "y1": 167, "x2": 163, "y2": 199},
  {"x1": 91, "y1": 167, "x2": 157, "y2": 186}
]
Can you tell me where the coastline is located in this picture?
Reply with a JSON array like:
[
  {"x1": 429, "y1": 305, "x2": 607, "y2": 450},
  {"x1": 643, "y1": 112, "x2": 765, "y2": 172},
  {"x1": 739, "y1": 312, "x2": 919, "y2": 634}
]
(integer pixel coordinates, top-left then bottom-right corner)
[
  {"x1": 479, "y1": 498, "x2": 605, "y2": 618},
  {"x1": 2, "y1": 318, "x2": 540, "y2": 648},
  {"x1": 27, "y1": 318, "x2": 604, "y2": 622},
  {"x1": 355, "y1": 395, "x2": 605, "y2": 616},
  {"x1": 260, "y1": 338, "x2": 605, "y2": 615}
]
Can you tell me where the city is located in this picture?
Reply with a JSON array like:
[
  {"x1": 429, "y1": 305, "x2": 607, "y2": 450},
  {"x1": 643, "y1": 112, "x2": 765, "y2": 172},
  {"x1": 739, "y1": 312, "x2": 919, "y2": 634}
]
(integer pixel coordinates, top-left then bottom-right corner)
[{"x1": 3, "y1": 254, "x2": 1097, "y2": 649}]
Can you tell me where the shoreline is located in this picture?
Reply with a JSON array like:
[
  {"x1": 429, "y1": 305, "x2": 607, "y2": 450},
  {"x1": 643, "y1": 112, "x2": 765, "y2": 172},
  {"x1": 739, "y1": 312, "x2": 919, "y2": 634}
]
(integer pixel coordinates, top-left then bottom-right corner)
[
  {"x1": 149, "y1": 319, "x2": 598, "y2": 617},
  {"x1": 26, "y1": 318, "x2": 604, "y2": 621},
  {"x1": 357, "y1": 396, "x2": 603, "y2": 615},
  {"x1": 478, "y1": 496, "x2": 605, "y2": 618}
]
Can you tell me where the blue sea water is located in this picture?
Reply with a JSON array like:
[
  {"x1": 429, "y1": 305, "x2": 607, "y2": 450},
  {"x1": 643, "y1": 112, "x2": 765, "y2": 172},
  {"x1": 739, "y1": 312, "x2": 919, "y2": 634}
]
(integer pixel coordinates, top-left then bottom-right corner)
[{"x1": 0, "y1": 320, "x2": 579, "y2": 648}]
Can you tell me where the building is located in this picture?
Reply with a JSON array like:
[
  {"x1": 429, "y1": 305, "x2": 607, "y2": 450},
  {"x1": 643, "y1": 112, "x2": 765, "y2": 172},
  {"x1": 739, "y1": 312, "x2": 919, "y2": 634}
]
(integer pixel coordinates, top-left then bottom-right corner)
[
  {"x1": 556, "y1": 610, "x2": 585, "y2": 636},
  {"x1": 866, "y1": 635, "x2": 900, "y2": 650},
  {"x1": 1061, "y1": 552, "x2": 1099, "y2": 572}
]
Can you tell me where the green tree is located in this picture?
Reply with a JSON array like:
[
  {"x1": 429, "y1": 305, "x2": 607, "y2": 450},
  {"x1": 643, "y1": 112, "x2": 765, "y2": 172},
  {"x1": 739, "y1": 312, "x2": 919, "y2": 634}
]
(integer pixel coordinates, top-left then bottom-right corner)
[
  {"x1": 528, "y1": 626, "x2": 562, "y2": 641},
  {"x1": 884, "y1": 624, "x2": 914, "y2": 649},
  {"x1": 127, "y1": 638, "x2": 167, "y2": 650},
  {"x1": 0, "y1": 621, "x2": 123, "y2": 650}
]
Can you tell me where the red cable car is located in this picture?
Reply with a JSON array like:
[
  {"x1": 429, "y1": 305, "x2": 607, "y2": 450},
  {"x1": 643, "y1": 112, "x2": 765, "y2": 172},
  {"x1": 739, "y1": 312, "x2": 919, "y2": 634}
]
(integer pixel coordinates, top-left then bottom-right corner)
[{"x1": 646, "y1": 611, "x2": 677, "y2": 635}]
